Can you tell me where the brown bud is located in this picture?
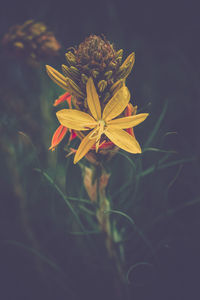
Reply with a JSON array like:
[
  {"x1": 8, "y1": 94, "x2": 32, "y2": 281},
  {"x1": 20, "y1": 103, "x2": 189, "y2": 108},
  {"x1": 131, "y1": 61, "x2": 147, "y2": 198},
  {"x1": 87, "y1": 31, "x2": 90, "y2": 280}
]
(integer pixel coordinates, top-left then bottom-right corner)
[
  {"x1": 65, "y1": 51, "x2": 77, "y2": 66},
  {"x1": 98, "y1": 80, "x2": 107, "y2": 93},
  {"x1": 104, "y1": 70, "x2": 113, "y2": 80},
  {"x1": 103, "y1": 92, "x2": 111, "y2": 104},
  {"x1": 46, "y1": 65, "x2": 69, "y2": 90},
  {"x1": 91, "y1": 69, "x2": 99, "y2": 78},
  {"x1": 115, "y1": 49, "x2": 123, "y2": 59},
  {"x1": 67, "y1": 78, "x2": 85, "y2": 98},
  {"x1": 114, "y1": 49, "x2": 123, "y2": 64},
  {"x1": 62, "y1": 64, "x2": 73, "y2": 78},
  {"x1": 2, "y1": 20, "x2": 61, "y2": 63},
  {"x1": 26, "y1": 35, "x2": 33, "y2": 40},
  {"x1": 116, "y1": 52, "x2": 135, "y2": 80},
  {"x1": 132, "y1": 105, "x2": 138, "y2": 115},
  {"x1": 108, "y1": 61, "x2": 117, "y2": 69},
  {"x1": 81, "y1": 73, "x2": 89, "y2": 85},
  {"x1": 62, "y1": 64, "x2": 80, "y2": 82},
  {"x1": 13, "y1": 42, "x2": 24, "y2": 49},
  {"x1": 94, "y1": 52, "x2": 101, "y2": 62},
  {"x1": 116, "y1": 56, "x2": 122, "y2": 64},
  {"x1": 69, "y1": 66, "x2": 80, "y2": 79},
  {"x1": 30, "y1": 53, "x2": 36, "y2": 59}
]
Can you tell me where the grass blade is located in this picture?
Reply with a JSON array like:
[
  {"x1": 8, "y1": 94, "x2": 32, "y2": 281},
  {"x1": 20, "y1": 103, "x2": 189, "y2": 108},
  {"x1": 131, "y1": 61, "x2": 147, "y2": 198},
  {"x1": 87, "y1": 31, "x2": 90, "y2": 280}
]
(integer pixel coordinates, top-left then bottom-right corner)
[
  {"x1": 104, "y1": 209, "x2": 135, "y2": 225},
  {"x1": 139, "y1": 156, "x2": 196, "y2": 177},
  {"x1": 34, "y1": 168, "x2": 86, "y2": 233},
  {"x1": 145, "y1": 101, "x2": 168, "y2": 147}
]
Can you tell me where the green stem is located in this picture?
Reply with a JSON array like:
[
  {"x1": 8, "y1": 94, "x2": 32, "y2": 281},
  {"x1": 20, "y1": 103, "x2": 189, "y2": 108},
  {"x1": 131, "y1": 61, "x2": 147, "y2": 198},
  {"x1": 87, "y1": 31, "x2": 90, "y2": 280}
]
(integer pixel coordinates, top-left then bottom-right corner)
[{"x1": 83, "y1": 163, "x2": 129, "y2": 299}]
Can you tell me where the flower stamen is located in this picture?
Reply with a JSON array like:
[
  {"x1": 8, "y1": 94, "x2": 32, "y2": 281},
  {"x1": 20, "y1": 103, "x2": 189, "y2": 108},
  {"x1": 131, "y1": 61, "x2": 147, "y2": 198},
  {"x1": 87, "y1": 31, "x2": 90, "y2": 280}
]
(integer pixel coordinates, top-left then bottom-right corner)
[
  {"x1": 95, "y1": 120, "x2": 106, "y2": 152},
  {"x1": 87, "y1": 120, "x2": 106, "y2": 152}
]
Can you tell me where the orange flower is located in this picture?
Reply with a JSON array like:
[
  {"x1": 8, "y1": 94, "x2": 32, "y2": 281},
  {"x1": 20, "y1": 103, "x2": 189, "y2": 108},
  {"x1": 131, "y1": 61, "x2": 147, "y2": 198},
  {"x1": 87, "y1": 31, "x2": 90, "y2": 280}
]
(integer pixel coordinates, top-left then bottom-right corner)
[
  {"x1": 49, "y1": 94, "x2": 139, "y2": 153},
  {"x1": 49, "y1": 87, "x2": 142, "y2": 158},
  {"x1": 53, "y1": 92, "x2": 71, "y2": 107},
  {"x1": 49, "y1": 125, "x2": 68, "y2": 151},
  {"x1": 49, "y1": 92, "x2": 72, "y2": 150}
]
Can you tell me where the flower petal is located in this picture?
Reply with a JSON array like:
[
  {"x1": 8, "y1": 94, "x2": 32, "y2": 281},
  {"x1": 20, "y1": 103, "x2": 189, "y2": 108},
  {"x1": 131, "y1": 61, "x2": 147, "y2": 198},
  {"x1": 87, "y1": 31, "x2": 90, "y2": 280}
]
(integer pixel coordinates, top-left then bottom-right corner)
[
  {"x1": 105, "y1": 127, "x2": 141, "y2": 153},
  {"x1": 56, "y1": 109, "x2": 97, "y2": 131},
  {"x1": 117, "y1": 52, "x2": 135, "y2": 80},
  {"x1": 124, "y1": 104, "x2": 137, "y2": 137},
  {"x1": 46, "y1": 65, "x2": 84, "y2": 98},
  {"x1": 53, "y1": 92, "x2": 71, "y2": 107},
  {"x1": 86, "y1": 77, "x2": 101, "y2": 120},
  {"x1": 122, "y1": 52, "x2": 135, "y2": 71},
  {"x1": 49, "y1": 125, "x2": 68, "y2": 151},
  {"x1": 46, "y1": 65, "x2": 69, "y2": 90},
  {"x1": 74, "y1": 129, "x2": 97, "y2": 164},
  {"x1": 107, "y1": 113, "x2": 149, "y2": 129},
  {"x1": 102, "y1": 85, "x2": 130, "y2": 121},
  {"x1": 125, "y1": 103, "x2": 137, "y2": 117},
  {"x1": 69, "y1": 130, "x2": 77, "y2": 141}
]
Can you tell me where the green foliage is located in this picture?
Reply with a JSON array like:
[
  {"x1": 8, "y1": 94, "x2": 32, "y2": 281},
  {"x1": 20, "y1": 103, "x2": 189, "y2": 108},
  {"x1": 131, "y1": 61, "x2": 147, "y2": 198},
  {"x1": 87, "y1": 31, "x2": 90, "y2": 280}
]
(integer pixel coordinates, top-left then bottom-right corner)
[{"x1": 0, "y1": 43, "x2": 199, "y2": 300}]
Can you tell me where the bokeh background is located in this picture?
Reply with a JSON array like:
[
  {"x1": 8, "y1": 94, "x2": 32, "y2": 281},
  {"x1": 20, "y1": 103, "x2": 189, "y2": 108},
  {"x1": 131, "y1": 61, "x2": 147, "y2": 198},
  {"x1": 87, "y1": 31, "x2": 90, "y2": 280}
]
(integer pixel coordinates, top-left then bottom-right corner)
[{"x1": 0, "y1": 0, "x2": 200, "y2": 299}]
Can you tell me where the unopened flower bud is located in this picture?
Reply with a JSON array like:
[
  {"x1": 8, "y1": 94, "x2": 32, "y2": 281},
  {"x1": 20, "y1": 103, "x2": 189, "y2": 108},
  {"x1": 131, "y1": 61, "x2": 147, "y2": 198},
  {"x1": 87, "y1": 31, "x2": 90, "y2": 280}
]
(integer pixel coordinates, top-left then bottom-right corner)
[
  {"x1": 65, "y1": 51, "x2": 77, "y2": 66},
  {"x1": 98, "y1": 80, "x2": 107, "y2": 93}
]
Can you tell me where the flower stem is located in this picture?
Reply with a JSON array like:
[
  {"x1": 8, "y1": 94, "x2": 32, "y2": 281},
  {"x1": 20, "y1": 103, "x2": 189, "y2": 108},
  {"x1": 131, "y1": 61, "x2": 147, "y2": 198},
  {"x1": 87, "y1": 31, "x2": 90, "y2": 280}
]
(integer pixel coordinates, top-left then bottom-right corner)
[{"x1": 82, "y1": 162, "x2": 130, "y2": 299}]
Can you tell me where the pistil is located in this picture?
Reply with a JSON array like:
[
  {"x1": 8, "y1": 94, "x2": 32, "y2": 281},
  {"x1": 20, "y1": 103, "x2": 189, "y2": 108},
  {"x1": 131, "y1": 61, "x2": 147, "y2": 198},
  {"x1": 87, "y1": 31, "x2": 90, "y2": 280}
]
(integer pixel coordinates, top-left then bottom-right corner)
[{"x1": 88, "y1": 120, "x2": 106, "y2": 152}]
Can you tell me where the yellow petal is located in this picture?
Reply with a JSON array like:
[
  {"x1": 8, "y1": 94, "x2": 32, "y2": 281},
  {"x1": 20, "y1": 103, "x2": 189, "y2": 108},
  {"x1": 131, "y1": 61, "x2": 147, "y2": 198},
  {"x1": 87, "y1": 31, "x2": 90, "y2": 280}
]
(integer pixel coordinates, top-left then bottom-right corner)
[
  {"x1": 102, "y1": 85, "x2": 130, "y2": 121},
  {"x1": 117, "y1": 52, "x2": 135, "y2": 80},
  {"x1": 107, "y1": 113, "x2": 149, "y2": 129},
  {"x1": 56, "y1": 109, "x2": 97, "y2": 131},
  {"x1": 46, "y1": 65, "x2": 69, "y2": 91},
  {"x1": 86, "y1": 78, "x2": 101, "y2": 120},
  {"x1": 74, "y1": 129, "x2": 97, "y2": 164},
  {"x1": 122, "y1": 52, "x2": 135, "y2": 71},
  {"x1": 67, "y1": 77, "x2": 85, "y2": 98},
  {"x1": 46, "y1": 65, "x2": 84, "y2": 98},
  {"x1": 105, "y1": 127, "x2": 141, "y2": 153}
]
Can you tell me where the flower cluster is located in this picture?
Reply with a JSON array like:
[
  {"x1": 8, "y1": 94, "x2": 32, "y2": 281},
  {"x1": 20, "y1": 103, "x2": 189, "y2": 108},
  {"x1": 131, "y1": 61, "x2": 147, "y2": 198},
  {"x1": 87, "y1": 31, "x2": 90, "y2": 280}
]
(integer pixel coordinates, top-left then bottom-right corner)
[
  {"x1": 46, "y1": 35, "x2": 148, "y2": 164},
  {"x1": 2, "y1": 20, "x2": 61, "y2": 63}
]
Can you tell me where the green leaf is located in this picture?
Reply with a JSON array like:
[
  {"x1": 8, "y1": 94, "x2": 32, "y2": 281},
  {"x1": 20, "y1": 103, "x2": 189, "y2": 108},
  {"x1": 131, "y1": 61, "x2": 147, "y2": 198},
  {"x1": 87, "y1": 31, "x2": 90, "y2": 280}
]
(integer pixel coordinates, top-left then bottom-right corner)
[
  {"x1": 3, "y1": 240, "x2": 63, "y2": 275},
  {"x1": 139, "y1": 156, "x2": 196, "y2": 178},
  {"x1": 34, "y1": 168, "x2": 86, "y2": 233},
  {"x1": 143, "y1": 147, "x2": 177, "y2": 154},
  {"x1": 104, "y1": 209, "x2": 135, "y2": 225},
  {"x1": 144, "y1": 101, "x2": 168, "y2": 147},
  {"x1": 126, "y1": 262, "x2": 154, "y2": 284},
  {"x1": 111, "y1": 151, "x2": 136, "y2": 200},
  {"x1": 105, "y1": 209, "x2": 156, "y2": 259}
]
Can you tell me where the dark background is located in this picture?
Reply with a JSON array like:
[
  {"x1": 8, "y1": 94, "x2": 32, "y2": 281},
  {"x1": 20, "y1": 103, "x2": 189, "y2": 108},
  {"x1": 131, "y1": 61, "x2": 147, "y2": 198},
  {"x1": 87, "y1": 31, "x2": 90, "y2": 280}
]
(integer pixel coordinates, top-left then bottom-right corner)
[{"x1": 0, "y1": 0, "x2": 200, "y2": 299}]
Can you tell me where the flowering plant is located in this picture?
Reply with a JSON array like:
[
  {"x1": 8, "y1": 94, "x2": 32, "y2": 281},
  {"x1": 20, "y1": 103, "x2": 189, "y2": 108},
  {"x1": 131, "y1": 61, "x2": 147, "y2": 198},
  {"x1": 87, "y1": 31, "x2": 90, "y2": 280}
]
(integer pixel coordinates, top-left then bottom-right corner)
[{"x1": 46, "y1": 35, "x2": 148, "y2": 164}]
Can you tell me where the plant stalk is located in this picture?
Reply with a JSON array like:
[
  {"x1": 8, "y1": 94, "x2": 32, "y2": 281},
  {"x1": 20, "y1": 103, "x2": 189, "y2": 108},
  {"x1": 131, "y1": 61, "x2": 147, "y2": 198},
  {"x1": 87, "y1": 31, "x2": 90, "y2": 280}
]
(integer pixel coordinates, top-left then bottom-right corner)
[{"x1": 82, "y1": 163, "x2": 129, "y2": 299}]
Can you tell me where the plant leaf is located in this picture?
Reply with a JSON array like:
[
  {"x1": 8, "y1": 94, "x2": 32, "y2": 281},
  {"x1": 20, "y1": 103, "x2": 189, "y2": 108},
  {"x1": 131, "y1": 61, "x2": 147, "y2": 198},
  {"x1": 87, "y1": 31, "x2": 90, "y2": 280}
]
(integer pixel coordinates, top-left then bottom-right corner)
[
  {"x1": 145, "y1": 101, "x2": 168, "y2": 147},
  {"x1": 104, "y1": 209, "x2": 135, "y2": 225},
  {"x1": 34, "y1": 168, "x2": 86, "y2": 233}
]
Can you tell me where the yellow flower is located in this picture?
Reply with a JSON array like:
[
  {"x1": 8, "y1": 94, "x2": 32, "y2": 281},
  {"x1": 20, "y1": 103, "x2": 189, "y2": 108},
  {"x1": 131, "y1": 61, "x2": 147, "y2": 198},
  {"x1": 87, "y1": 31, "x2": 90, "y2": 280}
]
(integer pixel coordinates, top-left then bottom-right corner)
[{"x1": 56, "y1": 78, "x2": 149, "y2": 164}]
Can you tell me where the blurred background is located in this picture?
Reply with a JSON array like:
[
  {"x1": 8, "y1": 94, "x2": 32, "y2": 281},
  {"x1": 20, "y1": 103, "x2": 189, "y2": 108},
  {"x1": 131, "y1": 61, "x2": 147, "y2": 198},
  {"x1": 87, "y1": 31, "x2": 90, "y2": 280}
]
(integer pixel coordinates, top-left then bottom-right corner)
[{"x1": 0, "y1": 0, "x2": 200, "y2": 299}]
